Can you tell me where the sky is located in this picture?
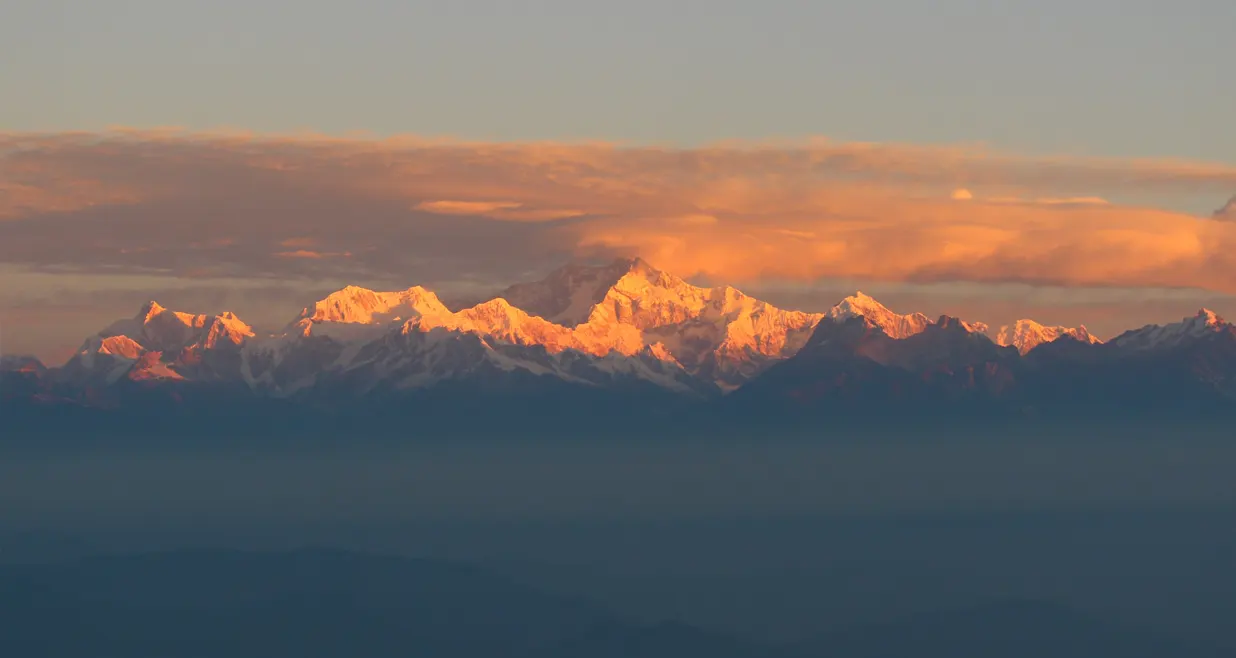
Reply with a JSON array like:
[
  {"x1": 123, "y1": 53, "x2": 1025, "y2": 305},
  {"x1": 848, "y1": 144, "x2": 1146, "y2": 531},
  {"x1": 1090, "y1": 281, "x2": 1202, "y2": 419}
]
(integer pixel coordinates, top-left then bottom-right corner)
[{"x1": 2, "y1": 0, "x2": 1235, "y2": 361}]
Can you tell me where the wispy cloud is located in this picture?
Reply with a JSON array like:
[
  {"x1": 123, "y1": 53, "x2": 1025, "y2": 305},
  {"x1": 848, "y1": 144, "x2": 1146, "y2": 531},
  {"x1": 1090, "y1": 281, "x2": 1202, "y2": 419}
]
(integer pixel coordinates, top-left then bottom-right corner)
[
  {"x1": 415, "y1": 199, "x2": 583, "y2": 221},
  {"x1": 987, "y1": 196, "x2": 1111, "y2": 206},
  {"x1": 415, "y1": 200, "x2": 524, "y2": 215},
  {"x1": 274, "y1": 249, "x2": 352, "y2": 259}
]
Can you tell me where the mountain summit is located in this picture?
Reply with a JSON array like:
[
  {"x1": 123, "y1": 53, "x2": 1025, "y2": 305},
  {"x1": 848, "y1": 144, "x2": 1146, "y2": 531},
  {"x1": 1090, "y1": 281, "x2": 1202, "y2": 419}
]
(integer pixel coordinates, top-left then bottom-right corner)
[
  {"x1": 62, "y1": 302, "x2": 254, "y2": 386},
  {"x1": 1112, "y1": 308, "x2": 1229, "y2": 351},
  {"x1": 497, "y1": 257, "x2": 655, "y2": 327},
  {"x1": 295, "y1": 285, "x2": 450, "y2": 327},
  {"x1": 824, "y1": 292, "x2": 932, "y2": 339},
  {"x1": 494, "y1": 258, "x2": 824, "y2": 389},
  {"x1": 997, "y1": 320, "x2": 1101, "y2": 355}
]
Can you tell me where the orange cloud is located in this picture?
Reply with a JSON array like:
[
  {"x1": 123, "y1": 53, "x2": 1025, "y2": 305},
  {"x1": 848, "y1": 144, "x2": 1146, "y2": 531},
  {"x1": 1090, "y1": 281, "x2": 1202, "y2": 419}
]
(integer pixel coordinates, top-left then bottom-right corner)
[
  {"x1": 416, "y1": 200, "x2": 524, "y2": 215},
  {"x1": 985, "y1": 196, "x2": 1110, "y2": 206},
  {"x1": 415, "y1": 200, "x2": 583, "y2": 222},
  {"x1": 275, "y1": 250, "x2": 351, "y2": 259},
  {"x1": 1, "y1": 130, "x2": 1235, "y2": 297}
]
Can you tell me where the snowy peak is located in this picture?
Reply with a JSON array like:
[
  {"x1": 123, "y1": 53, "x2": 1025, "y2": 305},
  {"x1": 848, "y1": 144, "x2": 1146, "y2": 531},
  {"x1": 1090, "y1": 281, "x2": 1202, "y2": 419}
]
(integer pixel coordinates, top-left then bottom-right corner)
[
  {"x1": 585, "y1": 263, "x2": 709, "y2": 329},
  {"x1": 582, "y1": 259, "x2": 810, "y2": 334},
  {"x1": 337, "y1": 257, "x2": 824, "y2": 389},
  {"x1": 138, "y1": 300, "x2": 167, "y2": 323},
  {"x1": 113, "y1": 302, "x2": 196, "y2": 349},
  {"x1": 96, "y1": 335, "x2": 145, "y2": 359},
  {"x1": 409, "y1": 297, "x2": 582, "y2": 353},
  {"x1": 202, "y1": 312, "x2": 255, "y2": 349},
  {"x1": 608, "y1": 257, "x2": 690, "y2": 298},
  {"x1": 1113, "y1": 308, "x2": 1231, "y2": 351},
  {"x1": 498, "y1": 256, "x2": 780, "y2": 330},
  {"x1": 566, "y1": 260, "x2": 823, "y2": 387},
  {"x1": 138, "y1": 304, "x2": 250, "y2": 350},
  {"x1": 829, "y1": 292, "x2": 886, "y2": 318},
  {"x1": 68, "y1": 302, "x2": 257, "y2": 379},
  {"x1": 1195, "y1": 308, "x2": 1225, "y2": 327},
  {"x1": 826, "y1": 292, "x2": 932, "y2": 339},
  {"x1": 497, "y1": 256, "x2": 734, "y2": 331},
  {"x1": 298, "y1": 285, "x2": 449, "y2": 326},
  {"x1": 496, "y1": 257, "x2": 653, "y2": 327},
  {"x1": 454, "y1": 298, "x2": 552, "y2": 335},
  {"x1": 997, "y1": 320, "x2": 1100, "y2": 355}
]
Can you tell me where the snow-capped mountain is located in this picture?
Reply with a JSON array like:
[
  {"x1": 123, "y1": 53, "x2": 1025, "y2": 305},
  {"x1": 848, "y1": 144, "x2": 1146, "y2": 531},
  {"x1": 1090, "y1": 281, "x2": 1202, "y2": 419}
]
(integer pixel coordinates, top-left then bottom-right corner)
[
  {"x1": 802, "y1": 300, "x2": 1013, "y2": 372},
  {"x1": 739, "y1": 292, "x2": 1018, "y2": 410},
  {"x1": 497, "y1": 259, "x2": 646, "y2": 327},
  {"x1": 733, "y1": 308, "x2": 1020, "y2": 416},
  {"x1": 996, "y1": 320, "x2": 1101, "y2": 355},
  {"x1": 812, "y1": 292, "x2": 992, "y2": 350},
  {"x1": 1111, "y1": 309, "x2": 1230, "y2": 351},
  {"x1": 253, "y1": 289, "x2": 707, "y2": 397},
  {"x1": 62, "y1": 302, "x2": 254, "y2": 385},
  {"x1": 22, "y1": 258, "x2": 1236, "y2": 426},
  {"x1": 492, "y1": 258, "x2": 824, "y2": 389},
  {"x1": 824, "y1": 292, "x2": 933, "y2": 339},
  {"x1": 295, "y1": 285, "x2": 451, "y2": 328},
  {"x1": 735, "y1": 303, "x2": 1236, "y2": 419},
  {"x1": 39, "y1": 260, "x2": 1109, "y2": 399},
  {"x1": 240, "y1": 273, "x2": 713, "y2": 397},
  {"x1": 104, "y1": 301, "x2": 254, "y2": 353}
]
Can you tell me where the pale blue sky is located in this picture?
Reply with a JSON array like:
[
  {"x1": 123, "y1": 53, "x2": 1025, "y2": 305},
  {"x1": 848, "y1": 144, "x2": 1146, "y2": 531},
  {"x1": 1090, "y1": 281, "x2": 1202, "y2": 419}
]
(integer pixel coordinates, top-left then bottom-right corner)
[{"x1": 4, "y1": 0, "x2": 1233, "y2": 161}]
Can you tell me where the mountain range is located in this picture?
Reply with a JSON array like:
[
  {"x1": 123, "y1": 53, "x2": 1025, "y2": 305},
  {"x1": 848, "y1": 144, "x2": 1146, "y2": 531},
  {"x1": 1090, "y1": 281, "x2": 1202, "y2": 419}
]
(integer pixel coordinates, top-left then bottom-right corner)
[{"x1": 4, "y1": 257, "x2": 1236, "y2": 431}]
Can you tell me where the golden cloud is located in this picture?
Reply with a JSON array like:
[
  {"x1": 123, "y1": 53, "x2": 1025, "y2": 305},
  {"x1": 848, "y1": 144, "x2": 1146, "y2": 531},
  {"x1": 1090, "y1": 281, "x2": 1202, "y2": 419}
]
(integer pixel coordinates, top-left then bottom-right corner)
[
  {"x1": 274, "y1": 250, "x2": 352, "y2": 259},
  {"x1": 415, "y1": 200, "x2": 525, "y2": 215},
  {"x1": 2, "y1": 130, "x2": 1236, "y2": 295},
  {"x1": 414, "y1": 200, "x2": 583, "y2": 222}
]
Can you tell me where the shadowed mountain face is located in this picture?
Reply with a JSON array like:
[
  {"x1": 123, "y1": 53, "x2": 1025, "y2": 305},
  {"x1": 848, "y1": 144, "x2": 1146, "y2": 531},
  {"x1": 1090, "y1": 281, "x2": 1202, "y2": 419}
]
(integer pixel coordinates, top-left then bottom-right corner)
[
  {"x1": 730, "y1": 314, "x2": 1021, "y2": 412},
  {"x1": 726, "y1": 310, "x2": 1236, "y2": 425},
  {"x1": 0, "y1": 549, "x2": 1219, "y2": 658}
]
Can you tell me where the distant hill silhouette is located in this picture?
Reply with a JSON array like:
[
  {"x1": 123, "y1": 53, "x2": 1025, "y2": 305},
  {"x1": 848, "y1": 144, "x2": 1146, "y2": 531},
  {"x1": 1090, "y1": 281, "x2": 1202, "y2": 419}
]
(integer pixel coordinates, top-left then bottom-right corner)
[
  {"x1": 1, "y1": 549, "x2": 610, "y2": 658},
  {"x1": 794, "y1": 599, "x2": 1221, "y2": 658},
  {"x1": 0, "y1": 549, "x2": 1221, "y2": 657}
]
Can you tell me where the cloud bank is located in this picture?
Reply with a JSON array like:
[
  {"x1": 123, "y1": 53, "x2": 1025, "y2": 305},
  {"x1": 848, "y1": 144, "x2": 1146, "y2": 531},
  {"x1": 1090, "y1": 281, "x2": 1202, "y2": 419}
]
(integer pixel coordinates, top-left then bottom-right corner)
[{"x1": 2, "y1": 130, "x2": 1236, "y2": 295}]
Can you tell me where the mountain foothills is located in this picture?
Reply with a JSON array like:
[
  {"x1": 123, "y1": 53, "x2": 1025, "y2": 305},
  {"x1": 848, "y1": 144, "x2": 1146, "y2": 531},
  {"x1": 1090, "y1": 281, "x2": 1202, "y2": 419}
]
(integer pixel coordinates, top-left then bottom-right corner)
[{"x1": 4, "y1": 257, "x2": 1236, "y2": 428}]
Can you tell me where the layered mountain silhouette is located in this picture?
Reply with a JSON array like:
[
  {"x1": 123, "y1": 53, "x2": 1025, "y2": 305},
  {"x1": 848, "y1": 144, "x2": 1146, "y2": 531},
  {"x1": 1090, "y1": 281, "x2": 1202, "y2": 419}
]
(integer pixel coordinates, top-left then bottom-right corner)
[
  {"x1": 5, "y1": 257, "x2": 1236, "y2": 430},
  {"x1": 0, "y1": 549, "x2": 1218, "y2": 658}
]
